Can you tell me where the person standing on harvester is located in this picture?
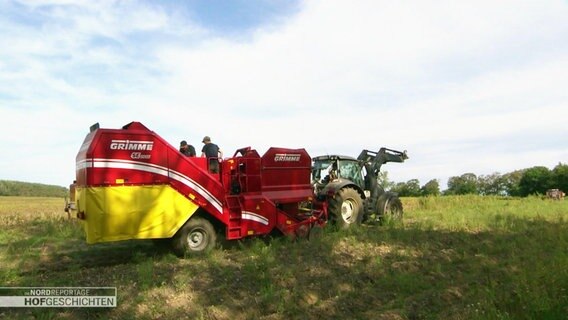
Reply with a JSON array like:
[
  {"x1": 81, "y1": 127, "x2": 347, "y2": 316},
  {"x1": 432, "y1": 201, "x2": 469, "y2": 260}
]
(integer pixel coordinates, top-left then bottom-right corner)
[
  {"x1": 201, "y1": 136, "x2": 223, "y2": 173},
  {"x1": 179, "y1": 140, "x2": 196, "y2": 157}
]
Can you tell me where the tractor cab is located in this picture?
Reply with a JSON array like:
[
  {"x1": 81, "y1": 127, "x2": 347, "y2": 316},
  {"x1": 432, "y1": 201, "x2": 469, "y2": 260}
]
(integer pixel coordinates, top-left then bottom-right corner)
[{"x1": 312, "y1": 155, "x2": 364, "y2": 192}]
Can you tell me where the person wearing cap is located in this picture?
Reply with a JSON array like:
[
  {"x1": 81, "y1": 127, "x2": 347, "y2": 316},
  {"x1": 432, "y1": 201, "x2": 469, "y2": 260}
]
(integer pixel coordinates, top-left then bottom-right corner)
[
  {"x1": 201, "y1": 136, "x2": 223, "y2": 173},
  {"x1": 179, "y1": 140, "x2": 196, "y2": 157}
]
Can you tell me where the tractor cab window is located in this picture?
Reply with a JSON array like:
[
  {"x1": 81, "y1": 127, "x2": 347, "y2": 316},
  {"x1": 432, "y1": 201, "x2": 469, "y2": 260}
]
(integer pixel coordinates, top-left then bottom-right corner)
[
  {"x1": 312, "y1": 159, "x2": 333, "y2": 182},
  {"x1": 337, "y1": 160, "x2": 364, "y2": 187}
]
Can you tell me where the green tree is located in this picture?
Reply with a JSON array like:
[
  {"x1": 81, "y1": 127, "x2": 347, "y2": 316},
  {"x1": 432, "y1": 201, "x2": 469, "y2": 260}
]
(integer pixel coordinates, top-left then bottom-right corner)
[
  {"x1": 552, "y1": 163, "x2": 568, "y2": 193},
  {"x1": 420, "y1": 179, "x2": 440, "y2": 196},
  {"x1": 478, "y1": 172, "x2": 506, "y2": 195},
  {"x1": 502, "y1": 170, "x2": 524, "y2": 196},
  {"x1": 519, "y1": 166, "x2": 552, "y2": 196},
  {"x1": 391, "y1": 179, "x2": 421, "y2": 197},
  {"x1": 445, "y1": 173, "x2": 478, "y2": 195},
  {"x1": 391, "y1": 182, "x2": 406, "y2": 195},
  {"x1": 377, "y1": 171, "x2": 394, "y2": 191},
  {"x1": 404, "y1": 179, "x2": 421, "y2": 197}
]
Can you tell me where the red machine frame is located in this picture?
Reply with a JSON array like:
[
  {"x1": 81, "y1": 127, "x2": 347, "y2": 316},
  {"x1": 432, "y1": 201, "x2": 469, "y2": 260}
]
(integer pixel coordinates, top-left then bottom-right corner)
[{"x1": 73, "y1": 122, "x2": 327, "y2": 242}]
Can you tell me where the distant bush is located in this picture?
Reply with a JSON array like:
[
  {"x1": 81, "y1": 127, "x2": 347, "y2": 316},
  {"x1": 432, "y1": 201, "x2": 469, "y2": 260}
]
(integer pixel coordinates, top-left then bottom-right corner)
[{"x1": 0, "y1": 180, "x2": 68, "y2": 197}]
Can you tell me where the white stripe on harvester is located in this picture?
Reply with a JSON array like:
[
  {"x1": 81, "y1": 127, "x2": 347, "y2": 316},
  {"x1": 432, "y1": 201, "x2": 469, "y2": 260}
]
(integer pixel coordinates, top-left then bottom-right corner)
[
  {"x1": 90, "y1": 158, "x2": 223, "y2": 214},
  {"x1": 76, "y1": 159, "x2": 93, "y2": 170},
  {"x1": 241, "y1": 211, "x2": 269, "y2": 226}
]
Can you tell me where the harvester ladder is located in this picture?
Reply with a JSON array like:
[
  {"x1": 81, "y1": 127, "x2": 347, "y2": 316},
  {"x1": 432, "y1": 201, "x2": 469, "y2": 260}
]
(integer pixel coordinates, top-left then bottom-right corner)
[{"x1": 225, "y1": 195, "x2": 243, "y2": 239}]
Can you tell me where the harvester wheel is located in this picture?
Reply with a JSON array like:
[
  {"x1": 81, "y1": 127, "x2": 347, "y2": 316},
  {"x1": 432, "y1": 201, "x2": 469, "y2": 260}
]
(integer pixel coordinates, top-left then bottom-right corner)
[
  {"x1": 172, "y1": 217, "x2": 217, "y2": 257},
  {"x1": 328, "y1": 187, "x2": 363, "y2": 228},
  {"x1": 377, "y1": 194, "x2": 403, "y2": 222}
]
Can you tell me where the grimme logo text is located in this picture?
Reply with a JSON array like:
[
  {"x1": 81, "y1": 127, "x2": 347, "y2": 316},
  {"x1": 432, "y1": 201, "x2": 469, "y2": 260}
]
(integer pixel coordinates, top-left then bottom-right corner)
[
  {"x1": 110, "y1": 140, "x2": 153, "y2": 151},
  {"x1": 274, "y1": 153, "x2": 301, "y2": 162}
]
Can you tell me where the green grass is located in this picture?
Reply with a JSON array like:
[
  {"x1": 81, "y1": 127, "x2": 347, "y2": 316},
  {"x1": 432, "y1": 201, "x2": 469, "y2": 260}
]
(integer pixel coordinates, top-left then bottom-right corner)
[{"x1": 0, "y1": 196, "x2": 567, "y2": 319}]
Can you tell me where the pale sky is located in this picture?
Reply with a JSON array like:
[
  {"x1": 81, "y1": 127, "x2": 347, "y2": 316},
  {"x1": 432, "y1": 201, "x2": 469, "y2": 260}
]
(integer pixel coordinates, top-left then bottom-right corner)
[{"x1": 1, "y1": 0, "x2": 567, "y2": 188}]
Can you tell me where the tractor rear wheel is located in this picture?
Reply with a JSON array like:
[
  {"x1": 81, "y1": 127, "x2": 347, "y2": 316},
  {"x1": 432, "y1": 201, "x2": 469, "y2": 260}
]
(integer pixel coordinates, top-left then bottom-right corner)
[
  {"x1": 378, "y1": 193, "x2": 403, "y2": 222},
  {"x1": 329, "y1": 187, "x2": 364, "y2": 229},
  {"x1": 172, "y1": 217, "x2": 217, "y2": 257}
]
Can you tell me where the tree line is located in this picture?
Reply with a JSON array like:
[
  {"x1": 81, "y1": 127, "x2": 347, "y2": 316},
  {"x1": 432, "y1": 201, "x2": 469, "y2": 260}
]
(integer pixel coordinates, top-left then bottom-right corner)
[
  {"x1": 386, "y1": 163, "x2": 567, "y2": 197},
  {"x1": 0, "y1": 180, "x2": 68, "y2": 197},
  {"x1": 3, "y1": 162, "x2": 567, "y2": 198}
]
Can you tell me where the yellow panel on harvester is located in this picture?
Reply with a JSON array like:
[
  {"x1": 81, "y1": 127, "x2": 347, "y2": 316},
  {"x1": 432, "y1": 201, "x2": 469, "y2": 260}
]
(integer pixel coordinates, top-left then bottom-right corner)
[{"x1": 76, "y1": 185, "x2": 199, "y2": 244}]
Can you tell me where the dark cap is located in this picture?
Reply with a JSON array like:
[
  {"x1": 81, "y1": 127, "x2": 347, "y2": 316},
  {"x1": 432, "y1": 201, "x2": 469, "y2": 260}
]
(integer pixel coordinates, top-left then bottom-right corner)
[
  {"x1": 202, "y1": 136, "x2": 211, "y2": 143},
  {"x1": 180, "y1": 140, "x2": 188, "y2": 146}
]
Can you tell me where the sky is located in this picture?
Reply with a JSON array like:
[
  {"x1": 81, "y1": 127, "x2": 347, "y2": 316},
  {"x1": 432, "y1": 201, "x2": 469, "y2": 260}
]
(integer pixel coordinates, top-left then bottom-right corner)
[{"x1": 0, "y1": 0, "x2": 567, "y2": 189}]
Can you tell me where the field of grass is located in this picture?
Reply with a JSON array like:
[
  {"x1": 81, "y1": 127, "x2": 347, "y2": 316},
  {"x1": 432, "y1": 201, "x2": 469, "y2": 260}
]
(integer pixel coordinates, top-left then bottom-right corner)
[{"x1": 0, "y1": 195, "x2": 566, "y2": 319}]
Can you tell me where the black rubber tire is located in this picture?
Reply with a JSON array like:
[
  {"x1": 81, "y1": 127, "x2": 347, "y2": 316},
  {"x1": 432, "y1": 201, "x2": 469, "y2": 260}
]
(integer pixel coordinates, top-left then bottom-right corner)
[
  {"x1": 377, "y1": 194, "x2": 403, "y2": 221},
  {"x1": 328, "y1": 187, "x2": 364, "y2": 229},
  {"x1": 172, "y1": 217, "x2": 217, "y2": 257}
]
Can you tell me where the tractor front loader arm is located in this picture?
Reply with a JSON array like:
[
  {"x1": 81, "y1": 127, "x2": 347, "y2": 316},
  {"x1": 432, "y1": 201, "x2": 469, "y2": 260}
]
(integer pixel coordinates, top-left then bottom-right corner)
[{"x1": 357, "y1": 148, "x2": 408, "y2": 176}]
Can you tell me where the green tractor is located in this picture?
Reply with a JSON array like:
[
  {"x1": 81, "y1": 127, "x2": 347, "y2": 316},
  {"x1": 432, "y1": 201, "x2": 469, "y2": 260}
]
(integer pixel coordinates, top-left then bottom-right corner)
[{"x1": 312, "y1": 148, "x2": 408, "y2": 228}]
